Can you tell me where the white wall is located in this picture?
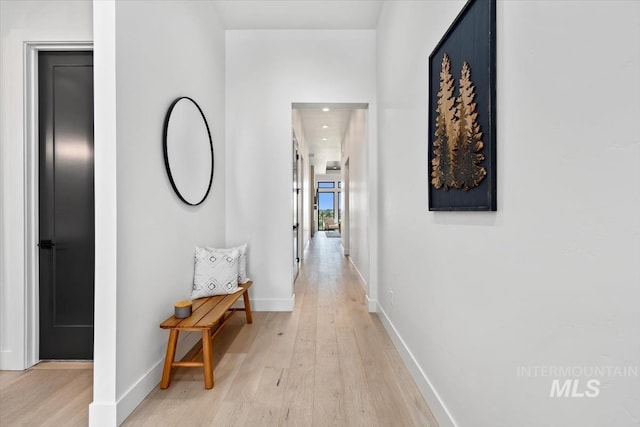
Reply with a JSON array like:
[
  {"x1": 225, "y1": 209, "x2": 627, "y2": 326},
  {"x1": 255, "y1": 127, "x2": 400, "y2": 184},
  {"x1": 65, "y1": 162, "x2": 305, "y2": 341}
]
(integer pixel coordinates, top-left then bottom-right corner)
[
  {"x1": 225, "y1": 30, "x2": 376, "y2": 310},
  {"x1": 0, "y1": 0, "x2": 93, "y2": 370},
  {"x1": 342, "y1": 109, "x2": 369, "y2": 288},
  {"x1": 90, "y1": 1, "x2": 226, "y2": 425},
  {"x1": 376, "y1": 1, "x2": 640, "y2": 427}
]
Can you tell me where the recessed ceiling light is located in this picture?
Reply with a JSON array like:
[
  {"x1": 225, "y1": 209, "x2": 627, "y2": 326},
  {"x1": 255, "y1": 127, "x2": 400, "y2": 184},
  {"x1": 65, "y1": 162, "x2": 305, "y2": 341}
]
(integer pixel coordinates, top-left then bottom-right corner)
[
  {"x1": 322, "y1": 138, "x2": 327, "y2": 141},
  {"x1": 322, "y1": 107, "x2": 330, "y2": 112},
  {"x1": 321, "y1": 124, "x2": 329, "y2": 129}
]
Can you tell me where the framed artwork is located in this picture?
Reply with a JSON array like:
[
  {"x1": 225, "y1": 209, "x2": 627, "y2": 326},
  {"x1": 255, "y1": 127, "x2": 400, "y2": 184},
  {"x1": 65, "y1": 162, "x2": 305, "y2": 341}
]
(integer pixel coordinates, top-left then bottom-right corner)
[{"x1": 428, "y1": 0, "x2": 496, "y2": 211}]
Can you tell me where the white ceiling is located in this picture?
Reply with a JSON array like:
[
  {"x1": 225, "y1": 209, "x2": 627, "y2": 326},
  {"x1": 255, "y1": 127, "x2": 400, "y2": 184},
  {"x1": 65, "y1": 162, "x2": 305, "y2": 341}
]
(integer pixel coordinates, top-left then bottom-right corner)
[
  {"x1": 213, "y1": 1, "x2": 380, "y2": 175},
  {"x1": 212, "y1": 0, "x2": 383, "y2": 30},
  {"x1": 294, "y1": 105, "x2": 353, "y2": 174}
]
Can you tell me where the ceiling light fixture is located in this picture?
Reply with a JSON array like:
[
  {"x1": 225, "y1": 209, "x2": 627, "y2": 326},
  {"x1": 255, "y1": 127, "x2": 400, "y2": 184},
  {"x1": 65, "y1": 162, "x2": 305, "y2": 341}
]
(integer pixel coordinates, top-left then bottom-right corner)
[
  {"x1": 322, "y1": 107, "x2": 330, "y2": 112},
  {"x1": 321, "y1": 124, "x2": 329, "y2": 129},
  {"x1": 322, "y1": 138, "x2": 327, "y2": 141}
]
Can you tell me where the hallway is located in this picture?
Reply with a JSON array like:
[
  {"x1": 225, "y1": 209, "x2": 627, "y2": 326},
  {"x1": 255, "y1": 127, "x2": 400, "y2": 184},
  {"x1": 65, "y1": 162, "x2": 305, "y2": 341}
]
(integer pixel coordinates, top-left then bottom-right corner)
[
  {"x1": 0, "y1": 233, "x2": 436, "y2": 426},
  {"x1": 124, "y1": 233, "x2": 436, "y2": 426}
]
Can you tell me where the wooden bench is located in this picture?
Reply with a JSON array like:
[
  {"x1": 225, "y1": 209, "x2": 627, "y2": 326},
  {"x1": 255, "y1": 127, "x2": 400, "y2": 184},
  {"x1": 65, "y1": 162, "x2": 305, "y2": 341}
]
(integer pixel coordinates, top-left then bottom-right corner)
[{"x1": 159, "y1": 281, "x2": 253, "y2": 389}]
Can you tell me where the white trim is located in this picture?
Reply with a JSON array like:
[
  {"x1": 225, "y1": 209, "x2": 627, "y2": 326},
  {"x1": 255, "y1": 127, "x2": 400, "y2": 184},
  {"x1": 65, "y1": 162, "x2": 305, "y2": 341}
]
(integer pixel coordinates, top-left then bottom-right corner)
[
  {"x1": 23, "y1": 41, "x2": 93, "y2": 370},
  {"x1": 348, "y1": 256, "x2": 367, "y2": 291},
  {"x1": 250, "y1": 295, "x2": 295, "y2": 312},
  {"x1": 365, "y1": 295, "x2": 377, "y2": 313},
  {"x1": 115, "y1": 333, "x2": 199, "y2": 424},
  {"x1": 90, "y1": 331, "x2": 198, "y2": 426},
  {"x1": 87, "y1": 402, "x2": 117, "y2": 427},
  {"x1": 366, "y1": 106, "x2": 379, "y2": 320},
  {"x1": 342, "y1": 157, "x2": 350, "y2": 256},
  {"x1": 376, "y1": 303, "x2": 457, "y2": 427},
  {"x1": 90, "y1": 2, "x2": 118, "y2": 425},
  {"x1": 115, "y1": 361, "x2": 164, "y2": 425},
  {"x1": 365, "y1": 295, "x2": 378, "y2": 313},
  {"x1": 90, "y1": 327, "x2": 208, "y2": 425},
  {"x1": 24, "y1": 44, "x2": 39, "y2": 369},
  {"x1": 348, "y1": 256, "x2": 377, "y2": 313}
]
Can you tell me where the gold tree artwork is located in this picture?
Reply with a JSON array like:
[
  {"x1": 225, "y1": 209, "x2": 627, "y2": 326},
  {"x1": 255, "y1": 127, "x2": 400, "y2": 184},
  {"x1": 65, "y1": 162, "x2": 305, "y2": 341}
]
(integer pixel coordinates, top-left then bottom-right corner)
[
  {"x1": 431, "y1": 54, "x2": 457, "y2": 189},
  {"x1": 431, "y1": 54, "x2": 486, "y2": 190}
]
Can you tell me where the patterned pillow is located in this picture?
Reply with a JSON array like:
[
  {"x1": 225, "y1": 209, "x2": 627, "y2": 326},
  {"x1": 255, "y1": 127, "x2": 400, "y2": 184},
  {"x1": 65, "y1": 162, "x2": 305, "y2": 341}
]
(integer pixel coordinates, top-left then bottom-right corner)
[
  {"x1": 206, "y1": 243, "x2": 250, "y2": 284},
  {"x1": 191, "y1": 247, "x2": 241, "y2": 299}
]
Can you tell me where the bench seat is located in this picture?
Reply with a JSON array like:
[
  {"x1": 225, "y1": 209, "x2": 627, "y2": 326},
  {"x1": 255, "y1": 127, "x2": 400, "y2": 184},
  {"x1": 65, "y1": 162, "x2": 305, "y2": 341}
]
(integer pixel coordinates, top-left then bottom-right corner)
[{"x1": 159, "y1": 281, "x2": 253, "y2": 389}]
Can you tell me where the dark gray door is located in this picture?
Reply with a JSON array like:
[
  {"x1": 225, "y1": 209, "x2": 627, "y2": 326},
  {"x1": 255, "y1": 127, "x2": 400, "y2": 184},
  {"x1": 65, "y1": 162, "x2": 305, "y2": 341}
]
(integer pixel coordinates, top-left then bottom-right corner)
[
  {"x1": 38, "y1": 51, "x2": 94, "y2": 360},
  {"x1": 293, "y1": 141, "x2": 300, "y2": 279}
]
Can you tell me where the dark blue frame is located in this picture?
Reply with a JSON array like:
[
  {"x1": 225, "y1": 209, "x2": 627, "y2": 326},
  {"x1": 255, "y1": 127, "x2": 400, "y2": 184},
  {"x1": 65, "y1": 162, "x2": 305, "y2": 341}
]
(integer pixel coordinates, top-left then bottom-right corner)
[{"x1": 428, "y1": 0, "x2": 497, "y2": 211}]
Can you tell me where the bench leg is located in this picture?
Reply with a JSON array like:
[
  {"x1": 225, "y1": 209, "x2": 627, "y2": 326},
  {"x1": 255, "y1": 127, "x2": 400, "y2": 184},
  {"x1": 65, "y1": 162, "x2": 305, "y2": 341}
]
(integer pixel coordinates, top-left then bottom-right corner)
[
  {"x1": 201, "y1": 329, "x2": 214, "y2": 389},
  {"x1": 243, "y1": 289, "x2": 253, "y2": 324},
  {"x1": 160, "y1": 329, "x2": 179, "y2": 389}
]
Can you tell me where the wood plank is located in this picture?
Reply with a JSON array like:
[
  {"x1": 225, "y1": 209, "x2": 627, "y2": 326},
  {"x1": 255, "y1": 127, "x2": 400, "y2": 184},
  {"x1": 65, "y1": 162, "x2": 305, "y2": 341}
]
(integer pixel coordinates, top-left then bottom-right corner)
[
  {"x1": 174, "y1": 296, "x2": 226, "y2": 328},
  {"x1": 0, "y1": 369, "x2": 92, "y2": 426},
  {"x1": 222, "y1": 312, "x2": 264, "y2": 354},
  {"x1": 242, "y1": 289, "x2": 253, "y2": 324},
  {"x1": 312, "y1": 264, "x2": 347, "y2": 426},
  {"x1": 209, "y1": 402, "x2": 250, "y2": 427},
  {"x1": 30, "y1": 361, "x2": 93, "y2": 370},
  {"x1": 333, "y1": 275, "x2": 379, "y2": 427},
  {"x1": 223, "y1": 311, "x2": 278, "y2": 400},
  {"x1": 242, "y1": 366, "x2": 289, "y2": 426},
  {"x1": 198, "y1": 284, "x2": 251, "y2": 328},
  {"x1": 202, "y1": 328, "x2": 214, "y2": 389},
  {"x1": 4, "y1": 241, "x2": 439, "y2": 427},
  {"x1": 346, "y1": 283, "x2": 420, "y2": 426},
  {"x1": 125, "y1": 353, "x2": 246, "y2": 426},
  {"x1": 278, "y1": 270, "x2": 317, "y2": 426},
  {"x1": 261, "y1": 310, "x2": 298, "y2": 370},
  {"x1": 39, "y1": 374, "x2": 92, "y2": 427},
  {"x1": 160, "y1": 297, "x2": 212, "y2": 328},
  {"x1": 160, "y1": 329, "x2": 179, "y2": 389},
  {"x1": 0, "y1": 370, "x2": 26, "y2": 392},
  {"x1": 161, "y1": 283, "x2": 252, "y2": 330}
]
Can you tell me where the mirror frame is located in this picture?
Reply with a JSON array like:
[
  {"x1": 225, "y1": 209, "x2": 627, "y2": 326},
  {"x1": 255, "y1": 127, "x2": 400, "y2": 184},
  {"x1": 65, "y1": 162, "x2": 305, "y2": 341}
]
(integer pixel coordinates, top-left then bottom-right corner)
[{"x1": 162, "y1": 96, "x2": 214, "y2": 206}]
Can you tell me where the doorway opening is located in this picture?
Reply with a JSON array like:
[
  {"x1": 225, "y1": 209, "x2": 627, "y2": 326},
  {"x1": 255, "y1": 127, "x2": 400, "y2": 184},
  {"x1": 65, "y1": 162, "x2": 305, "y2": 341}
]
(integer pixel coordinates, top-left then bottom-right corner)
[
  {"x1": 25, "y1": 43, "x2": 95, "y2": 365},
  {"x1": 317, "y1": 183, "x2": 336, "y2": 231},
  {"x1": 291, "y1": 102, "x2": 368, "y2": 271}
]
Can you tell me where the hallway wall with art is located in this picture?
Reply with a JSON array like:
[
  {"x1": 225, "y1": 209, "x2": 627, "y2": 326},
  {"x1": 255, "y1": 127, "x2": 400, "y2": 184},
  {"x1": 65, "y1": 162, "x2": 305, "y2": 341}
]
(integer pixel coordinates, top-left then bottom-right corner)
[{"x1": 376, "y1": 1, "x2": 640, "y2": 426}]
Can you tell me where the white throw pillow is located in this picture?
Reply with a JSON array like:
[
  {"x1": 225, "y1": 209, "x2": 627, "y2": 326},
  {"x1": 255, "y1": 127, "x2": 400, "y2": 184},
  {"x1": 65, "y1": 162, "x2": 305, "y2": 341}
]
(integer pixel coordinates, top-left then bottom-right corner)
[
  {"x1": 191, "y1": 247, "x2": 241, "y2": 299},
  {"x1": 206, "y1": 243, "x2": 250, "y2": 284}
]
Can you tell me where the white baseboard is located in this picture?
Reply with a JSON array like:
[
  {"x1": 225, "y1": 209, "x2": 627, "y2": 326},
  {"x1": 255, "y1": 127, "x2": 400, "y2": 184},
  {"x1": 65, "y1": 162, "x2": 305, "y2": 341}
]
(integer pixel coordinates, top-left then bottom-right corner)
[
  {"x1": 366, "y1": 295, "x2": 377, "y2": 313},
  {"x1": 89, "y1": 333, "x2": 200, "y2": 426},
  {"x1": 114, "y1": 360, "x2": 163, "y2": 425},
  {"x1": 250, "y1": 295, "x2": 295, "y2": 312},
  {"x1": 88, "y1": 401, "x2": 117, "y2": 427},
  {"x1": 348, "y1": 257, "x2": 376, "y2": 312},
  {"x1": 0, "y1": 350, "x2": 22, "y2": 370},
  {"x1": 89, "y1": 294, "x2": 295, "y2": 427},
  {"x1": 348, "y1": 256, "x2": 368, "y2": 293},
  {"x1": 376, "y1": 303, "x2": 457, "y2": 427}
]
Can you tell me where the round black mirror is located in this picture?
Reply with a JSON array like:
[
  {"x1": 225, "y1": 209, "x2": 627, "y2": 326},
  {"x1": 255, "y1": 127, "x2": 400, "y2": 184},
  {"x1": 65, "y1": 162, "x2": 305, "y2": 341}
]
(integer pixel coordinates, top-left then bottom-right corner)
[{"x1": 162, "y1": 97, "x2": 214, "y2": 206}]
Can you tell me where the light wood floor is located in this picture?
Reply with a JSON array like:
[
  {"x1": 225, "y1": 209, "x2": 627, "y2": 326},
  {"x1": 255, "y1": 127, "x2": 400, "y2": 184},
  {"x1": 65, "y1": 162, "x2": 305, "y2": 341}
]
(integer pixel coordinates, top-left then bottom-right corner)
[
  {"x1": 0, "y1": 233, "x2": 437, "y2": 427},
  {"x1": 0, "y1": 362, "x2": 93, "y2": 426}
]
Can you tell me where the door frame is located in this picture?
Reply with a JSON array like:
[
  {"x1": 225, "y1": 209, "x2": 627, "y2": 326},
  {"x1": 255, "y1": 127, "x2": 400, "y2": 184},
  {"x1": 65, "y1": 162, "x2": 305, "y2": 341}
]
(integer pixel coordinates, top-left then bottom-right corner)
[
  {"x1": 24, "y1": 42, "x2": 93, "y2": 367},
  {"x1": 298, "y1": 153, "x2": 304, "y2": 263},
  {"x1": 342, "y1": 158, "x2": 350, "y2": 255},
  {"x1": 292, "y1": 138, "x2": 299, "y2": 282},
  {"x1": 292, "y1": 136, "x2": 304, "y2": 286}
]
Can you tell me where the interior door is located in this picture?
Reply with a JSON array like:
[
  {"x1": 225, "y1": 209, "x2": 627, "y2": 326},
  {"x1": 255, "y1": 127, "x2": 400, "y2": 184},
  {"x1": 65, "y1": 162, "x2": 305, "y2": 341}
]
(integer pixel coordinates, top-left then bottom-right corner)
[
  {"x1": 292, "y1": 140, "x2": 301, "y2": 280},
  {"x1": 38, "y1": 51, "x2": 94, "y2": 359}
]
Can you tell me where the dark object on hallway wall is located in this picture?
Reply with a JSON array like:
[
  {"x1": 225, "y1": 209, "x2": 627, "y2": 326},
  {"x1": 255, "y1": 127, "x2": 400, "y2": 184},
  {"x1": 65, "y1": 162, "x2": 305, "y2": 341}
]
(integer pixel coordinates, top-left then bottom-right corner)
[
  {"x1": 428, "y1": 0, "x2": 496, "y2": 211},
  {"x1": 163, "y1": 96, "x2": 214, "y2": 206}
]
